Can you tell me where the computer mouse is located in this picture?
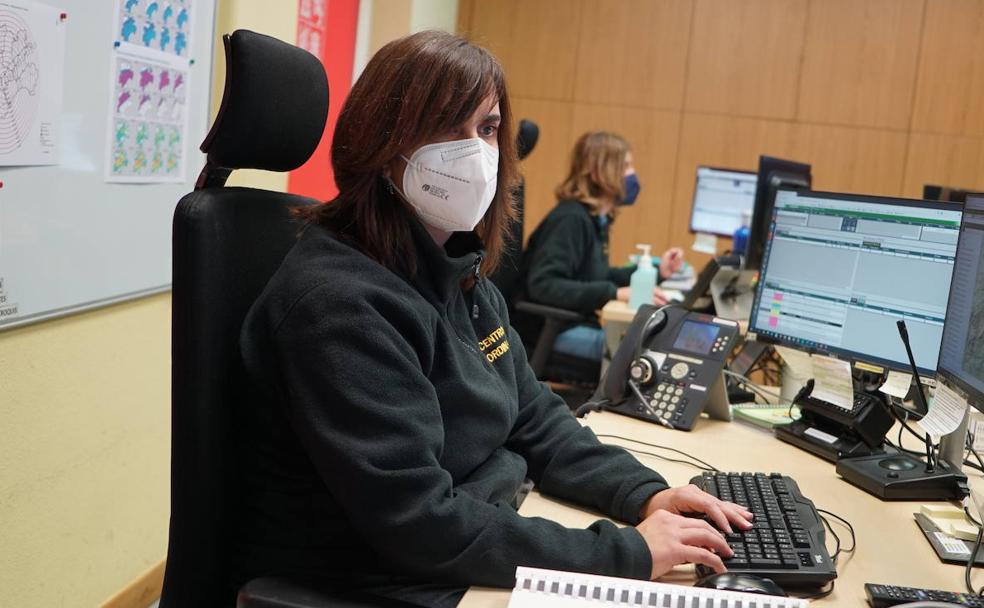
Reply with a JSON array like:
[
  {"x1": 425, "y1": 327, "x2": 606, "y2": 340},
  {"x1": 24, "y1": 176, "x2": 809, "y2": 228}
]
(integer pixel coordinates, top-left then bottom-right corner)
[{"x1": 695, "y1": 573, "x2": 787, "y2": 597}]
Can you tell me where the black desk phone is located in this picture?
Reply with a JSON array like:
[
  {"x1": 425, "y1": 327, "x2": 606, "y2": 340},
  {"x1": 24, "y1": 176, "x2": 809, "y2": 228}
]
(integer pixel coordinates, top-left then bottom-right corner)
[{"x1": 595, "y1": 304, "x2": 740, "y2": 431}]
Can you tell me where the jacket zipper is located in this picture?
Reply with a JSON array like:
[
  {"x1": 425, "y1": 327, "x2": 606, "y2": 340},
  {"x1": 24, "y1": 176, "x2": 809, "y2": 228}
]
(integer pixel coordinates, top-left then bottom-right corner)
[{"x1": 471, "y1": 255, "x2": 482, "y2": 320}]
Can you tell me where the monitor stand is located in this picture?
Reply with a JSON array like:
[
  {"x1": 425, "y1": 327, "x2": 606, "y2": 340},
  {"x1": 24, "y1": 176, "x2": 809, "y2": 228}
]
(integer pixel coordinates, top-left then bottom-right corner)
[{"x1": 710, "y1": 268, "x2": 756, "y2": 322}]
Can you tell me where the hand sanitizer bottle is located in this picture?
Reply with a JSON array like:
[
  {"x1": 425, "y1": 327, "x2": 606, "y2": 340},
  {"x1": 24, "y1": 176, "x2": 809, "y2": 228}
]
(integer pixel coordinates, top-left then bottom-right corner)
[
  {"x1": 629, "y1": 244, "x2": 656, "y2": 310},
  {"x1": 733, "y1": 210, "x2": 752, "y2": 257}
]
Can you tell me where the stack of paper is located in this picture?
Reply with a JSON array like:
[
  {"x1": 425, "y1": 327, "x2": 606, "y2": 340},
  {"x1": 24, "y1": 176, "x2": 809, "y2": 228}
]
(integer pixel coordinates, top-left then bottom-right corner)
[{"x1": 508, "y1": 567, "x2": 808, "y2": 608}]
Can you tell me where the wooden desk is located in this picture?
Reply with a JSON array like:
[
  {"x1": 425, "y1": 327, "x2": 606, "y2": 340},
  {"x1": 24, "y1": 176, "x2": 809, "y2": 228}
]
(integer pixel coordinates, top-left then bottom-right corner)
[{"x1": 459, "y1": 411, "x2": 983, "y2": 606}]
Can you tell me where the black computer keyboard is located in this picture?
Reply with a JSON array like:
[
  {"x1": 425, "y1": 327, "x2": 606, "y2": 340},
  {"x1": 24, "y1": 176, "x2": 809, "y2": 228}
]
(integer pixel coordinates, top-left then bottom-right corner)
[
  {"x1": 866, "y1": 583, "x2": 984, "y2": 607},
  {"x1": 690, "y1": 472, "x2": 837, "y2": 587}
]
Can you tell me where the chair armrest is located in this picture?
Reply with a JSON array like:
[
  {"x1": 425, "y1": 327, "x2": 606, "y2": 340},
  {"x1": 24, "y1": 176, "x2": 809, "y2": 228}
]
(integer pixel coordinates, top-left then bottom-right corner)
[
  {"x1": 238, "y1": 577, "x2": 419, "y2": 608},
  {"x1": 515, "y1": 300, "x2": 588, "y2": 323},
  {"x1": 515, "y1": 301, "x2": 592, "y2": 376}
]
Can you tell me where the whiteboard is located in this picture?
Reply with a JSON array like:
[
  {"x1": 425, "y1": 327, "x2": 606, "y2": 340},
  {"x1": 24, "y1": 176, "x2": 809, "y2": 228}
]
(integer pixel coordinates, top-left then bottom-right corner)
[{"x1": 0, "y1": 0, "x2": 216, "y2": 330}]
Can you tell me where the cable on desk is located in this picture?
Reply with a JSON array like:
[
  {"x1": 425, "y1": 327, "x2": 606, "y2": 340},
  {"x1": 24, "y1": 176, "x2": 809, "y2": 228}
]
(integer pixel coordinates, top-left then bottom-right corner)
[
  {"x1": 965, "y1": 507, "x2": 982, "y2": 529},
  {"x1": 889, "y1": 401, "x2": 939, "y2": 468},
  {"x1": 594, "y1": 433, "x2": 719, "y2": 472},
  {"x1": 966, "y1": 519, "x2": 984, "y2": 595},
  {"x1": 798, "y1": 580, "x2": 835, "y2": 600},
  {"x1": 883, "y1": 437, "x2": 926, "y2": 458},
  {"x1": 889, "y1": 400, "x2": 937, "y2": 449},
  {"x1": 965, "y1": 437, "x2": 984, "y2": 474},
  {"x1": 817, "y1": 508, "x2": 856, "y2": 560},
  {"x1": 721, "y1": 370, "x2": 796, "y2": 416},
  {"x1": 819, "y1": 514, "x2": 841, "y2": 563}
]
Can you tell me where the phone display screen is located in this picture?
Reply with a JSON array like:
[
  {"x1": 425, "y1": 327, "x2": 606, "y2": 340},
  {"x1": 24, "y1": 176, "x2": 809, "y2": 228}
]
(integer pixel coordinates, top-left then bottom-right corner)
[{"x1": 672, "y1": 320, "x2": 721, "y2": 355}]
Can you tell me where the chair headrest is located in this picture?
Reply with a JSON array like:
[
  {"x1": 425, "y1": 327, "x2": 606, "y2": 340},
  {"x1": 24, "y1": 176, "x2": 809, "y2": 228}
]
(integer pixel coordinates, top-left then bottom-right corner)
[
  {"x1": 517, "y1": 119, "x2": 539, "y2": 161},
  {"x1": 199, "y1": 30, "x2": 329, "y2": 183}
]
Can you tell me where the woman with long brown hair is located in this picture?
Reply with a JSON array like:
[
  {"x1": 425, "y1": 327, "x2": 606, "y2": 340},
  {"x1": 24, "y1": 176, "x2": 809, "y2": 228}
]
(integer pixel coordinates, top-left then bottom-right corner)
[
  {"x1": 516, "y1": 132, "x2": 685, "y2": 361},
  {"x1": 238, "y1": 31, "x2": 749, "y2": 607}
]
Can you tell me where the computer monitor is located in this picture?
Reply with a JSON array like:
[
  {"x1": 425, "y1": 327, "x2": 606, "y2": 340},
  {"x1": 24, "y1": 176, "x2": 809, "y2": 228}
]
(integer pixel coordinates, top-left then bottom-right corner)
[
  {"x1": 744, "y1": 156, "x2": 812, "y2": 271},
  {"x1": 688, "y1": 166, "x2": 757, "y2": 237},
  {"x1": 937, "y1": 194, "x2": 984, "y2": 411},
  {"x1": 749, "y1": 189, "x2": 963, "y2": 376},
  {"x1": 923, "y1": 184, "x2": 983, "y2": 204}
]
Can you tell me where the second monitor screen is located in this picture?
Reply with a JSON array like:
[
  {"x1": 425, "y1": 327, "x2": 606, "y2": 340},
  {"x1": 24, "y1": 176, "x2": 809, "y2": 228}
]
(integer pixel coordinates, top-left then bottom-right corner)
[
  {"x1": 749, "y1": 189, "x2": 962, "y2": 375},
  {"x1": 690, "y1": 166, "x2": 757, "y2": 237}
]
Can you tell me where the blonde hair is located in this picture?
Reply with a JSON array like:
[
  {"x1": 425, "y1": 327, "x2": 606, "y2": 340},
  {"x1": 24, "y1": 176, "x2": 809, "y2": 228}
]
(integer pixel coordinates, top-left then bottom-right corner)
[{"x1": 554, "y1": 131, "x2": 630, "y2": 212}]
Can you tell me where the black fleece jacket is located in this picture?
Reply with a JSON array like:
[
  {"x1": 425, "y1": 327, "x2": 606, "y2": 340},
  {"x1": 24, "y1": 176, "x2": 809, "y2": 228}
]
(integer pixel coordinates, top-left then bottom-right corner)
[
  {"x1": 236, "y1": 216, "x2": 669, "y2": 592},
  {"x1": 519, "y1": 199, "x2": 661, "y2": 315}
]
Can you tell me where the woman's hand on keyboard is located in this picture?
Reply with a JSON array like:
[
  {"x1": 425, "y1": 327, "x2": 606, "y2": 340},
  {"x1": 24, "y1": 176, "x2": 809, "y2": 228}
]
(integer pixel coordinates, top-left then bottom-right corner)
[
  {"x1": 636, "y1": 509, "x2": 732, "y2": 578},
  {"x1": 640, "y1": 485, "x2": 754, "y2": 534}
]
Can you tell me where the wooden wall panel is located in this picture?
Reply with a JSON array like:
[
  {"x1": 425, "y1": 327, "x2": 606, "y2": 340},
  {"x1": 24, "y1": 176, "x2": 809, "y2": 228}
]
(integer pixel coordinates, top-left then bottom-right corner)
[
  {"x1": 569, "y1": 104, "x2": 681, "y2": 263},
  {"x1": 789, "y1": 125, "x2": 908, "y2": 196},
  {"x1": 456, "y1": 0, "x2": 475, "y2": 35},
  {"x1": 573, "y1": 0, "x2": 692, "y2": 110},
  {"x1": 669, "y1": 114, "x2": 796, "y2": 265},
  {"x1": 901, "y1": 134, "x2": 984, "y2": 197},
  {"x1": 466, "y1": 0, "x2": 583, "y2": 101},
  {"x1": 910, "y1": 0, "x2": 984, "y2": 136},
  {"x1": 796, "y1": 0, "x2": 923, "y2": 129},
  {"x1": 459, "y1": 0, "x2": 984, "y2": 278},
  {"x1": 684, "y1": 0, "x2": 808, "y2": 120},
  {"x1": 510, "y1": 97, "x2": 576, "y2": 245}
]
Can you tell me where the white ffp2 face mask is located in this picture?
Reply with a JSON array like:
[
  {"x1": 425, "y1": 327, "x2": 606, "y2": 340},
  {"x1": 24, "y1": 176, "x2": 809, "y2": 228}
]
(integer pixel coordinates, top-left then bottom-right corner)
[{"x1": 399, "y1": 138, "x2": 499, "y2": 232}]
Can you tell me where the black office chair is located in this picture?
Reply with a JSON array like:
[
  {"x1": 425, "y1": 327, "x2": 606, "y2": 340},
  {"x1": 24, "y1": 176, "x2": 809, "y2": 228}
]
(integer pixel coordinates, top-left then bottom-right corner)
[
  {"x1": 490, "y1": 120, "x2": 598, "y2": 402},
  {"x1": 489, "y1": 118, "x2": 538, "y2": 307},
  {"x1": 161, "y1": 30, "x2": 413, "y2": 608}
]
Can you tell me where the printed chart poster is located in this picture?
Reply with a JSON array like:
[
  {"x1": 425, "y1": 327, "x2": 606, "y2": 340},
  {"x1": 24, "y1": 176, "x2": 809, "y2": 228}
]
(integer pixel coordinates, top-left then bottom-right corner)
[
  {"x1": 105, "y1": 53, "x2": 188, "y2": 182},
  {"x1": 0, "y1": 0, "x2": 66, "y2": 166},
  {"x1": 296, "y1": 0, "x2": 326, "y2": 58},
  {"x1": 114, "y1": 0, "x2": 192, "y2": 60}
]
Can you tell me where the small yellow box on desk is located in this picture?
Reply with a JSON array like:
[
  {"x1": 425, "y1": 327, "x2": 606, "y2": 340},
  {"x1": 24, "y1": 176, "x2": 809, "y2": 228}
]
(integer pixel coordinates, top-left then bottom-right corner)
[{"x1": 920, "y1": 504, "x2": 980, "y2": 541}]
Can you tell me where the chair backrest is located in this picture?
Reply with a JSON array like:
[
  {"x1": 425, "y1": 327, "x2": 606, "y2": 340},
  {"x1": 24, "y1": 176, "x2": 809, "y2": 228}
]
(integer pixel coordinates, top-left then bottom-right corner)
[
  {"x1": 489, "y1": 119, "x2": 539, "y2": 305},
  {"x1": 160, "y1": 30, "x2": 328, "y2": 608}
]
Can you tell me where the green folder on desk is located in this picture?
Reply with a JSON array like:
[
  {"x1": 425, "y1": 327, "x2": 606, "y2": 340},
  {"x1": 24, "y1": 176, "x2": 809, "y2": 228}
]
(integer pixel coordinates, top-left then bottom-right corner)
[{"x1": 731, "y1": 403, "x2": 798, "y2": 429}]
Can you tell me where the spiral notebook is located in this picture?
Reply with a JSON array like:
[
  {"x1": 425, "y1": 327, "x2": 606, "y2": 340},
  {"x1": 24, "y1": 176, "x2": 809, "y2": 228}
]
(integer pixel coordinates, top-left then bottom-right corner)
[{"x1": 508, "y1": 567, "x2": 809, "y2": 608}]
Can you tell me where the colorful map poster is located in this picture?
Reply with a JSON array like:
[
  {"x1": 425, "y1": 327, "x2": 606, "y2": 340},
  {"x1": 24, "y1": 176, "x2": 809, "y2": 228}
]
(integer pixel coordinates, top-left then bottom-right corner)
[
  {"x1": 106, "y1": 0, "x2": 193, "y2": 183},
  {"x1": 0, "y1": 0, "x2": 66, "y2": 167},
  {"x1": 114, "y1": 0, "x2": 192, "y2": 60},
  {"x1": 105, "y1": 52, "x2": 188, "y2": 182}
]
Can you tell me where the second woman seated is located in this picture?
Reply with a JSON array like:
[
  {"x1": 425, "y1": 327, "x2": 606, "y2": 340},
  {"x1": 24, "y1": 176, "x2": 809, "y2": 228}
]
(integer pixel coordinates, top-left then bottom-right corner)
[{"x1": 515, "y1": 131, "x2": 684, "y2": 362}]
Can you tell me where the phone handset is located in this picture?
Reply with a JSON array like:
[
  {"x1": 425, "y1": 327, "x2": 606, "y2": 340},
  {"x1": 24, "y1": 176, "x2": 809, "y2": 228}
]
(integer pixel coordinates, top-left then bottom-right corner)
[{"x1": 584, "y1": 304, "x2": 671, "y2": 411}]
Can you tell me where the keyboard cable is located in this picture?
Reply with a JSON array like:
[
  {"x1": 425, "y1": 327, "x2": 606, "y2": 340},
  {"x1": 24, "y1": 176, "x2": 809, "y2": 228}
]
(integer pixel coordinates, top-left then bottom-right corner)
[
  {"x1": 796, "y1": 508, "x2": 855, "y2": 601},
  {"x1": 817, "y1": 508, "x2": 856, "y2": 563},
  {"x1": 594, "y1": 434, "x2": 720, "y2": 473}
]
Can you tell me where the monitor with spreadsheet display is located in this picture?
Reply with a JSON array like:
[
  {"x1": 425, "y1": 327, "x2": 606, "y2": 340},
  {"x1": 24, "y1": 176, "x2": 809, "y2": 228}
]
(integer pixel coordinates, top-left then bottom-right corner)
[
  {"x1": 689, "y1": 166, "x2": 758, "y2": 236},
  {"x1": 749, "y1": 189, "x2": 963, "y2": 375},
  {"x1": 937, "y1": 195, "x2": 984, "y2": 408},
  {"x1": 744, "y1": 156, "x2": 812, "y2": 271}
]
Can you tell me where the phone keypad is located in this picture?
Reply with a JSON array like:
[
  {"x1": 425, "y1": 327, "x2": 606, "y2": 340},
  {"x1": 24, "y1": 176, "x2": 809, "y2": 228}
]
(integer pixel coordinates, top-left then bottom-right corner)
[{"x1": 637, "y1": 381, "x2": 689, "y2": 424}]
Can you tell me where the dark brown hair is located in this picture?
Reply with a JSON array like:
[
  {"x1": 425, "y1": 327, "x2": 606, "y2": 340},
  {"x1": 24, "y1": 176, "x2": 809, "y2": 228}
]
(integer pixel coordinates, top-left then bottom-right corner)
[
  {"x1": 555, "y1": 132, "x2": 631, "y2": 213},
  {"x1": 299, "y1": 30, "x2": 519, "y2": 277}
]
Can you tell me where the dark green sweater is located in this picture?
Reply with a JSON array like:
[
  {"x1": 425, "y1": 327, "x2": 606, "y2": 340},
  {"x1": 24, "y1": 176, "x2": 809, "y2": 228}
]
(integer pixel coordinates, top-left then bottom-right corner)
[
  {"x1": 236, "y1": 216, "x2": 668, "y2": 592},
  {"x1": 519, "y1": 200, "x2": 660, "y2": 314}
]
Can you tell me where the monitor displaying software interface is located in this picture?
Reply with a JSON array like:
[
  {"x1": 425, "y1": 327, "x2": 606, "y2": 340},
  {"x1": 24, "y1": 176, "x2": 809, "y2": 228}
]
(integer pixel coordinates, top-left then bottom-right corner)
[
  {"x1": 938, "y1": 196, "x2": 984, "y2": 402},
  {"x1": 689, "y1": 167, "x2": 757, "y2": 236},
  {"x1": 749, "y1": 189, "x2": 962, "y2": 375}
]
